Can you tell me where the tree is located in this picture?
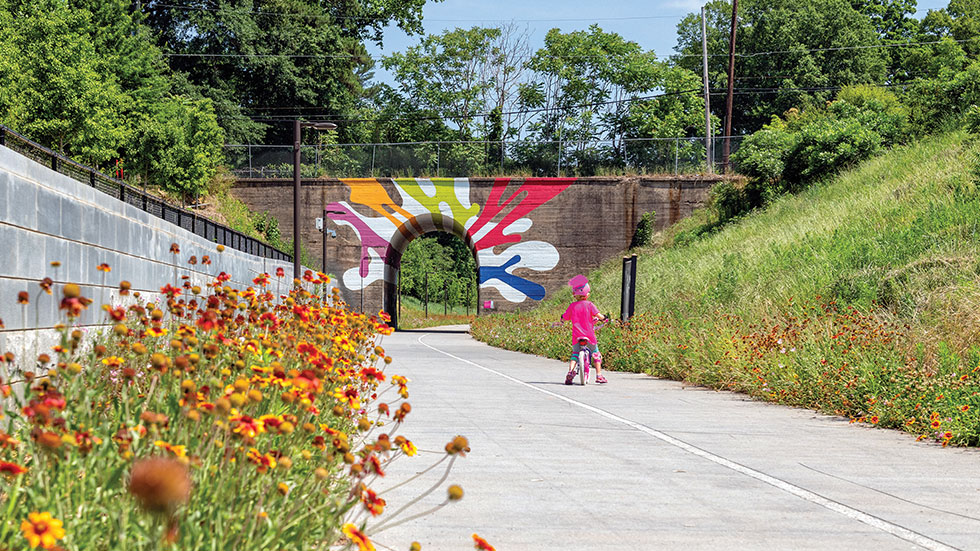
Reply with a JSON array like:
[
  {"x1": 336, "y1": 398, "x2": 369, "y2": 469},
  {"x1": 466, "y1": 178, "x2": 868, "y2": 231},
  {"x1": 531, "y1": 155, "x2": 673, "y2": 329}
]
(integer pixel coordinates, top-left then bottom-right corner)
[
  {"x1": 142, "y1": 0, "x2": 435, "y2": 145},
  {"x1": 518, "y1": 25, "x2": 702, "y2": 173},
  {"x1": 134, "y1": 97, "x2": 225, "y2": 200},
  {"x1": 851, "y1": 0, "x2": 919, "y2": 42},
  {"x1": 383, "y1": 27, "x2": 508, "y2": 140},
  {"x1": 0, "y1": 0, "x2": 132, "y2": 165},
  {"x1": 674, "y1": 0, "x2": 887, "y2": 134}
]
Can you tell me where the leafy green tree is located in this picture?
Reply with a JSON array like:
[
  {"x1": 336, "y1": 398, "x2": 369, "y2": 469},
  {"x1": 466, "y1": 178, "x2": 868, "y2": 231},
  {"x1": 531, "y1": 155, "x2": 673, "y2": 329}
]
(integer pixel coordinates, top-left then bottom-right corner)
[
  {"x1": 851, "y1": 0, "x2": 919, "y2": 42},
  {"x1": 0, "y1": 0, "x2": 131, "y2": 165},
  {"x1": 674, "y1": 0, "x2": 887, "y2": 134},
  {"x1": 143, "y1": 0, "x2": 435, "y2": 144},
  {"x1": 134, "y1": 97, "x2": 225, "y2": 200},
  {"x1": 383, "y1": 27, "x2": 502, "y2": 140},
  {"x1": 400, "y1": 233, "x2": 476, "y2": 306},
  {"x1": 516, "y1": 25, "x2": 708, "y2": 173},
  {"x1": 732, "y1": 84, "x2": 907, "y2": 202}
]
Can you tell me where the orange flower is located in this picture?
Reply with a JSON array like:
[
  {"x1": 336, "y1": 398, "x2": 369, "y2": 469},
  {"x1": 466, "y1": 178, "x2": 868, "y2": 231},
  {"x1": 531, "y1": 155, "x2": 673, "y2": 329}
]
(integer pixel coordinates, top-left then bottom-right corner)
[
  {"x1": 0, "y1": 461, "x2": 28, "y2": 476},
  {"x1": 246, "y1": 448, "x2": 277, "y2": 472},
  {"x1": 472, "y1": 534, "x2": 495, "y2": 551},
  {"x1": 361, "y1": 488, "x2": 386, "y2": 516},
  {"x1": 20, "y1": 512, "x2": 65, "y2": 549},
  {"x1": 930, "y1": 419, "x2": 942, "y2": 429},
  {"x1": 341, "y1": 523, "x2": 374, "y2": 551},
  {"x1": 960, "y1": 405, "x2": 970, "y2": 412},
  {"x1": 942, "y1": 431, "x2": 953, "y2": 440},
  {"x1": 128, "y1": 457, "x2": 192, "y2": 513},
  {"x1": 102, "y1": 356, "x2": 125, "y2": 368},
  {"x1": 445, "y1": 435, "x2": 469, "y2": 456},
  {"x1": 154, "y1": 440, "x2": 187, "y2": 458},
  {"x1": 97, "y1": 263, "x2": 111, "y2": 272},
  {"x1": 230, "y1": 415, "x2": 265, "y2": 438}
]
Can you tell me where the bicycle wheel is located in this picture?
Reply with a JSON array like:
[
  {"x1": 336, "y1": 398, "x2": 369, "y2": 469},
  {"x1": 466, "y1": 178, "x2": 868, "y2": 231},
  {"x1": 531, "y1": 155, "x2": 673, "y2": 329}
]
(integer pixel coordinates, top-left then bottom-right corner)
[{"x1": 578, "y1": 350, "x2": 588, "y2": 385}]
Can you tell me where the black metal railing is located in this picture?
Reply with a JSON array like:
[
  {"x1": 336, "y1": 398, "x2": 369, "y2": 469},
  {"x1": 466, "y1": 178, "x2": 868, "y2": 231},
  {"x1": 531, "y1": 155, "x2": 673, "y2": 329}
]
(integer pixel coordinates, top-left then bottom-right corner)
[{"x1": 0, "y1": 125, "x2": 291, "y2": 262}]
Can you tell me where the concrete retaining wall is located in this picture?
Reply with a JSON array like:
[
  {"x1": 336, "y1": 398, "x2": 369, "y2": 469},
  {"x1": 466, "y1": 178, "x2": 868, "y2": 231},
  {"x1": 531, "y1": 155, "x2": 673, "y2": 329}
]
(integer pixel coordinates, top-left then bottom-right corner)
[{"x1": 0, "y1": 145, "x2": 305, "y2": 366}]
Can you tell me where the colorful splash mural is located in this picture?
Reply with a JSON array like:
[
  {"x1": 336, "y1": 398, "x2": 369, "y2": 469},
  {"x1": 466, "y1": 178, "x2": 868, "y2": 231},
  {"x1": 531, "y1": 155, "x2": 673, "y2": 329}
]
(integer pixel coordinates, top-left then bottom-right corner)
[{"x1": 325, "y1": 177, "x2": 574, "y2": 303}]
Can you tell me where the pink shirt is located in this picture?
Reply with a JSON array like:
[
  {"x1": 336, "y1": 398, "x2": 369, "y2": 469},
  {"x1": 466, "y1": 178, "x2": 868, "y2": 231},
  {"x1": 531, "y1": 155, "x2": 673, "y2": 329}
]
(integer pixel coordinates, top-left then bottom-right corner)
[{"x1": 562, "y1": 300, "x2": 600, "y2": 345}]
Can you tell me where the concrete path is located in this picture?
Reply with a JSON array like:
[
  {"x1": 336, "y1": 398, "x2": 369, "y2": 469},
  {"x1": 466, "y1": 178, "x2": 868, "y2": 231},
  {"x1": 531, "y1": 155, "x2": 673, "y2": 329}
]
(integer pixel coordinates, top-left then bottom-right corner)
[{"x1": 368, "y1": 326, "x2": 980, "y2": 551}]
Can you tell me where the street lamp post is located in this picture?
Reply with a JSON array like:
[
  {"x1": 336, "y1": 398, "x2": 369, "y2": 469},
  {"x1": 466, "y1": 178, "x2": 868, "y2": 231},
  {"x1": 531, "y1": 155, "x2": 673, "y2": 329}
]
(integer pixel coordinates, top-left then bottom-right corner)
[{"x1": 293, "y1": 120, "x2": 337, "y2": 280}]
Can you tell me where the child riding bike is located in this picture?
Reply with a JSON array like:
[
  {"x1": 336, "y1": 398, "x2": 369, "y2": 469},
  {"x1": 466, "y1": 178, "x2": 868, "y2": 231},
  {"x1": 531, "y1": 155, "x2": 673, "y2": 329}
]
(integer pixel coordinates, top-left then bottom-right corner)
[{"x1": 561, "y1": 275, "x2": 608, "y2": 385}]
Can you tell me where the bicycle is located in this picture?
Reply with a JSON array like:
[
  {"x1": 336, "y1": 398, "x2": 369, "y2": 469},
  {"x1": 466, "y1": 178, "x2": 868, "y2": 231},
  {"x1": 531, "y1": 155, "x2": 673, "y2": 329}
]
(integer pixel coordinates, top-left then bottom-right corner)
[
  {"x1": 575, "y1": 337, "x2": 592, "y2": 385},
  {"x1": 556, "y1": 317, "x2": 610, "y2": 386}
]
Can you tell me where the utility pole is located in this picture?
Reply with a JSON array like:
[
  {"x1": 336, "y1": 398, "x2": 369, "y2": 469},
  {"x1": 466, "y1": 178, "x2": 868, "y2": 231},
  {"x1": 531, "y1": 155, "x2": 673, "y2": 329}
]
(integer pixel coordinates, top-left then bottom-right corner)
[
  {"x1": 701, "y1": 6, "x2": 713, "y2": 174},
  {"x1": 723, "y1": 0, "x2": 739, "y2": 173}
]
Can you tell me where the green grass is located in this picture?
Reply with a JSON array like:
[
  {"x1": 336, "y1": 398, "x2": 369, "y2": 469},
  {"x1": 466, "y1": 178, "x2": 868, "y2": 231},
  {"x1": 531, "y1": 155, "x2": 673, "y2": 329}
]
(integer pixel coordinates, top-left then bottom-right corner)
[
  {"x1": 396, "y1": 295, "x2": 476, "y2": 330},
  {"x1": 472, "y1": 131, "x2": 980, "y2": 445}
]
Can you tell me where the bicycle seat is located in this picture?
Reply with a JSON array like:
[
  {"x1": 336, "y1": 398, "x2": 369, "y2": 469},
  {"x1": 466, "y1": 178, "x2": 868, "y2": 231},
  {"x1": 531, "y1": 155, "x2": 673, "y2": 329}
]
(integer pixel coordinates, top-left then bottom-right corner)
[{"x1": 576, "y1": 337, "x2": 590, "y2": 345}]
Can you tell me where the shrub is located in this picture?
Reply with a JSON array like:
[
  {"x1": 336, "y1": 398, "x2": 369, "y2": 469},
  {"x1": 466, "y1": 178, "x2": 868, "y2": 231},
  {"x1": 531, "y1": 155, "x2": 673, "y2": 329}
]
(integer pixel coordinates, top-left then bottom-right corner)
[
  {"x1": 134, "y1": 97, "x2": 225, "y2": 200},
  {"x1": 709, "y1": 179, "x2": 749, "y2": 224},
  {"x1": 734, "y1": 86, "x2": 908, "y2": 201},
  {"x1": 630, "y1": 210, "x2": 656, "y2": 248}
]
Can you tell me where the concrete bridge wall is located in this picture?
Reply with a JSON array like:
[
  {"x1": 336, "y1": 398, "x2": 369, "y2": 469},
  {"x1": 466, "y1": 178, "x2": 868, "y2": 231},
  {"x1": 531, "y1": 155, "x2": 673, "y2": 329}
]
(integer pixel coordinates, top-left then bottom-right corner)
[
  {"x1": 232, "y1": 176, "x2": 720, "y2": 323},
  {"x1": 0, "y1": 146, "x2": 303, "y2": 365}
]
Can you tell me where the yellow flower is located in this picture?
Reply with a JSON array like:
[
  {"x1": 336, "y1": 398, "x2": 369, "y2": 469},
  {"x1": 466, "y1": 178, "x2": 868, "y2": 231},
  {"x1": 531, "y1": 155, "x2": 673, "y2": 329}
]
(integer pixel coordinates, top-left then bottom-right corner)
[
  {"x1": 341, "y1": 523, "x2": 375, "y2": 551},
  {"x1": 154, "y1": 440, "x2": 187, "y2": 458},
  {"x1": 21, "y1": 512, "x2": 65, "y2": 549}
]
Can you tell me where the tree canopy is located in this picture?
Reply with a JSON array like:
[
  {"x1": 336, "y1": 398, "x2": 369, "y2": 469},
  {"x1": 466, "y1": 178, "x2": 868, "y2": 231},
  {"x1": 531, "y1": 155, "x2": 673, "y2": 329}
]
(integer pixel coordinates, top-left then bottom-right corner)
[{"x1": 674, "y1": 0, "x2": 888, "y2": 133}]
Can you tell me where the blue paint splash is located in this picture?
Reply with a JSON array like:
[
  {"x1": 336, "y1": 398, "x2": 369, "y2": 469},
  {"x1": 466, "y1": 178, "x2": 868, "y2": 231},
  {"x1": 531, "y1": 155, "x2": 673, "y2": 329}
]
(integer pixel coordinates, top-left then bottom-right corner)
[{"x1": 479, "y1": 255, "x2": 546, "y2": 301}]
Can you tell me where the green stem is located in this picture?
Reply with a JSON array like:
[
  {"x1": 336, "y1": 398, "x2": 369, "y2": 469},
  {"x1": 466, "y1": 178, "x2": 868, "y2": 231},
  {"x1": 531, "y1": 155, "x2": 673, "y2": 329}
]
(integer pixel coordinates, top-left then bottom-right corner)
[{"x1": 0, "y1": 474, "x2": 24, "y2": 544}]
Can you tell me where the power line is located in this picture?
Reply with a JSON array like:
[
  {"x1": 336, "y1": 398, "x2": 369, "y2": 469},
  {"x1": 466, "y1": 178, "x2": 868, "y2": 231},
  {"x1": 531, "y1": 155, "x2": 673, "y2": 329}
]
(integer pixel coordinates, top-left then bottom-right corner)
[
  {"x1": 149, "y1": 2, "x2": 685, "y2": 22},
  {"x1": 217, "y1": 88, "x2": 704, "y2": 124},
  {"x1": 676, "y1": 36, "x2": 980, "y2": 58},
  {"x1": 160, "y1": 36, "x2": 980, "y2": 60},
  {"x1": 221, "y1": 80, "x2": 920, "y2": 126}
]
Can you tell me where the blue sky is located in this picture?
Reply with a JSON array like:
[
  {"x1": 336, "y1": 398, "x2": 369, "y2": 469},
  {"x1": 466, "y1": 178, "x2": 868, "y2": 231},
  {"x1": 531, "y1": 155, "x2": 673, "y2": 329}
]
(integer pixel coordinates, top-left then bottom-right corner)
[{"x1": 365, "y1": 0, "x2": 952, "y2": 85}]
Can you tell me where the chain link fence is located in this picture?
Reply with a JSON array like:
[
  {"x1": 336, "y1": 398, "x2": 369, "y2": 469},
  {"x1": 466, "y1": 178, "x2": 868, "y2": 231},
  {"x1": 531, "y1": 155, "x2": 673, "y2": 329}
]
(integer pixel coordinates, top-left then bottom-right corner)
[{"x1": 225, "y1": 136, "x2": 744, "y2": 179}]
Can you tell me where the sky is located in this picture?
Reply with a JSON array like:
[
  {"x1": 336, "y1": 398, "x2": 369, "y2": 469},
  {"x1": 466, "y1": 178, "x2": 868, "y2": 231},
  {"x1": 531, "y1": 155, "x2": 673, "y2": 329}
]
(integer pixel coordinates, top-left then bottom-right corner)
[{"x1": 364, "y1": 0, "x2": 952, "y2": 86}]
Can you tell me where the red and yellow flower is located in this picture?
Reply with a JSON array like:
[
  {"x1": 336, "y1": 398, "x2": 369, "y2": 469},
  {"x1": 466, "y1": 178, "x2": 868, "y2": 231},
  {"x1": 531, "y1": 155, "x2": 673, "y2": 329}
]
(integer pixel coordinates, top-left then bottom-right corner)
[
  {"x1": 21, "y1": 512, "x2": 65, "y2": 549},
  {"x1": 341, "y1": 523, "x2": 374, "y2": 551}
]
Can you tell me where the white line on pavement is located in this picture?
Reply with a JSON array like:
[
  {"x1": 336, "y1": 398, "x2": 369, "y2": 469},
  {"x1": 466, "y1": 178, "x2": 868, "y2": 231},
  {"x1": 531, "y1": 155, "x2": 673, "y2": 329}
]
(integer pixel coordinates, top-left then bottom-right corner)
[{"x1": 416, "y1": 334, "x2": 959, "y2": 551}]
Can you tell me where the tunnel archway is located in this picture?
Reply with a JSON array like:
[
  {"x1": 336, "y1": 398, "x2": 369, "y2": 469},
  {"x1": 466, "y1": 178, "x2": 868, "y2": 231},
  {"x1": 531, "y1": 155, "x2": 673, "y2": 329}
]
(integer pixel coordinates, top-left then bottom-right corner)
[{"x1": 382, "y1": 212, "x2": 481, "y2": 329}]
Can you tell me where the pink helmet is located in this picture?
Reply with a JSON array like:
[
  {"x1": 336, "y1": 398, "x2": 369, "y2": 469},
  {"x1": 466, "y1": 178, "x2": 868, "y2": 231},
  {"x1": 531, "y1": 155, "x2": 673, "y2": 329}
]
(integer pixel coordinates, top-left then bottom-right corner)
[{"x1": 569, "y1": 274, "x2": 590, "y2": 297}]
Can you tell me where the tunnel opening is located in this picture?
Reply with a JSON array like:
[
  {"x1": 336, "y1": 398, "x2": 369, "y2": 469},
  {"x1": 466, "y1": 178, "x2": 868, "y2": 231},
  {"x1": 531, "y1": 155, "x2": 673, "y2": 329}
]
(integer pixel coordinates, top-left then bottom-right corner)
[
  {"x1": 382, "y1": 212, "x2": 481, "y2": 330},
  {"x1": 393, "y1": 231, "x2": 479, "y2": 329}
]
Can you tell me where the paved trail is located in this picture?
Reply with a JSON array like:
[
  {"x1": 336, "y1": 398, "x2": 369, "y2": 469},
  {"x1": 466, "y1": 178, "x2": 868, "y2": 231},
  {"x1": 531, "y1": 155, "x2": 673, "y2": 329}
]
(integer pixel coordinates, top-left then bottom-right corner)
[{"x1": 368, "y1": 326, "x2": 980, "y2": 551}]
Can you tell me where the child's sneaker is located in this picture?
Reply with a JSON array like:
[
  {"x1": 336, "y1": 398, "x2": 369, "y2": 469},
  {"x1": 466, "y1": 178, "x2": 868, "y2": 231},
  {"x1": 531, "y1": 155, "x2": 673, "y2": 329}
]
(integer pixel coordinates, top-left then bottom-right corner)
[
  {"x1": 564, "y1": 371, "x2": 575, "y2": 385},
  {"x1": 595, "y1": 375, "x2": 608, "y2": 384}
]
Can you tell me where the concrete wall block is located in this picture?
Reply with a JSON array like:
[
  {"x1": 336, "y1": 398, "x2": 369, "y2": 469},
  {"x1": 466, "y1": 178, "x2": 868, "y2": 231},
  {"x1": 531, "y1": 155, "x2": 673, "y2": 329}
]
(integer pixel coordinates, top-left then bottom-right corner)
[
  {"x1": 0, "y1": 171, "x2": 10, "y2": 223},
  {"x1": 7, "y1": 175, "x2": 38, "y2": 230},
  {"x1": 43, "y1": 236, "x2": 69, "y2": 274},
  {"x1": 95, "y1": 209, "x2": 116, "y2": 250},
  {"x1": 36, "y1": 187, "x2": 62, "y2": 236},
  {"x1": 0, "y1": 224, "x2": 19, "y2": 278},
  {"x1": 21, "y1": 231, "x2": 46, "y2": 280},
  {"x1": 80, "y1": 244, "x2": 102, "y2": 286},
  {"x1": 0, "y1": 278, "x2": 27, "y2": 330},
  {"x1": 80, "y1": 203, "x2": 101, "y2": 246},
  {"x1": 61, "y1": 198, "x2": 83, "y2": 242},
  {"x1": 65, "y1": 241, "x2": 83, "y2": 284},
  {"x1": 115, "y1": 216, "x2": 132, "y2": 256}
]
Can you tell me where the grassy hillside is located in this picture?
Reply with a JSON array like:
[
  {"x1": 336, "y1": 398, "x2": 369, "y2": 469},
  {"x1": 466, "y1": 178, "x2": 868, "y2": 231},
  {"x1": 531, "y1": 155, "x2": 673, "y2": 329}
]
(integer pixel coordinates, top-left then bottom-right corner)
[{"x1": 472, "y1": 131, "x2": 980, "y2": 445}]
